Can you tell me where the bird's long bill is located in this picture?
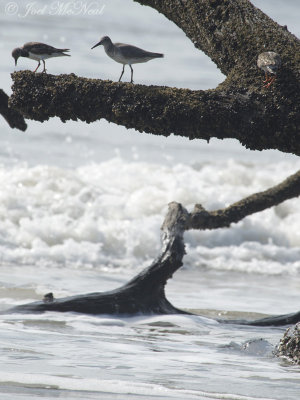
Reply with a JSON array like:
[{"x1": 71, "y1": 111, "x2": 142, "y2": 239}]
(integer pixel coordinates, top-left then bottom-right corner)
[
  {"x1": 14, "y1": 58, "x2": 17, "y2": 66},
  {"x1": 91, "y1": 41, "x2": 102, "y2": 49}
]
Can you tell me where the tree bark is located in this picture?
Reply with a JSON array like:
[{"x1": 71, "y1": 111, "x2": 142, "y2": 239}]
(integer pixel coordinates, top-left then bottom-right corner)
[
  {"x1": 133, "y1": 0, "x2": 299, "y2": 80},
  {"x1": 9, "y1": 0, "x2": 300, "y2": 155},
  {"x1": 0, "y1": 88, "x2": 27, "y2": 131}
]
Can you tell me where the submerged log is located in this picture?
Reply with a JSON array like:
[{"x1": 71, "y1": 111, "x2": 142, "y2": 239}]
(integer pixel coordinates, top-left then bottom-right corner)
[
  {"x1": 6, "y1": 202, "x2": 190, "y2": 315},
  {"x1": 220, "y1": 311, "x2": 300, "y2": 327},
  {"x1": 0, "y1": 88, "x2": 27, "y2": 131}
]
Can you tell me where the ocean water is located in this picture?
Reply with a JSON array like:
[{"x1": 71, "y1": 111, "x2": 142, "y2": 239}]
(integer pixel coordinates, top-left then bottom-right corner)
[{"x1": 0, "y1": 0, "x2": 300, "y2": 399}]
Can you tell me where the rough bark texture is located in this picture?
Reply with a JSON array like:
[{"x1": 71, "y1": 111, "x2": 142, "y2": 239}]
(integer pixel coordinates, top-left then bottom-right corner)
[
  {"x1": 134, "y1": 0, "x2": 299, "y2": 81},
  {"x1": 275, "y1": 323, "x2": 300, "y2": 364},
  {"x1": 0, "y1": 88, "x2": 27, "y2": 131},
  {"x1": 9, "y1": 0, "x2": 300, "y2": 155}
]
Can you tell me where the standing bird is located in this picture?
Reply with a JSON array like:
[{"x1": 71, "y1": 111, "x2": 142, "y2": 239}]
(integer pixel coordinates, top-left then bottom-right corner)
[
  {"x1": 91, "y1": 36, "x2": 164, "y2": 83},
  {"x1": 12, "y1": 42, "x2": 70, "y2": 73},
  {"x1": 257, "y1": 51, "x2": 281, "y2": 89}
]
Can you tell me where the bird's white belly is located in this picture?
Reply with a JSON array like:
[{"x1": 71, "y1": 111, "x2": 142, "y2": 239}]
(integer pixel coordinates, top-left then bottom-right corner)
[
  {"x1": 28, "y1": 52, "x2": 62, "y2": 61},
  {"x1": 106, "y1": 50, "x2": 152, "y2": 65},
  {"x1": 107, "y1": 52, "x2": 128, "y2": 64},
  {"x1": 261, "y1": 65, "x2": 276, "y2": 74}
]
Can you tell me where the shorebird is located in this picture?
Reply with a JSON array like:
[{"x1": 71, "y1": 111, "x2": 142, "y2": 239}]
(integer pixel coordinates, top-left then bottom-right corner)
[
  {"x1": 91, "y1": 36, "x2": 164, "y2": 83},
  {"x1": 257, "y1": 51, "x2": 281, "y2": 88},
  {"x1": 12, "y1": 42, "x2": 70, "y2": 73}
]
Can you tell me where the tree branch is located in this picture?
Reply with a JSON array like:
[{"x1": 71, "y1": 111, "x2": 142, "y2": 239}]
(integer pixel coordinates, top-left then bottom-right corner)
[
  {"x1": 188, "y1": 169, "x2": 300, "y2": 230},
  {"x1": 0, "y1": 88, "x2": 27, "y2": 131},
  {"x1": 9, "y1": 71, "x2": 300, "y2": 155},
  {"x1": 134, "y1": 0, "x2": 300, "y2": 82}
]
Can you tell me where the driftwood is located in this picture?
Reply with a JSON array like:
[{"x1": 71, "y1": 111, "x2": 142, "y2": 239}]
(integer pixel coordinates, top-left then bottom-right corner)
[
  {"x1": 9, "y1": 0, "x2": 300, "y2": 155},
  {"x1": 7, "y1": 173, "x2": 300, "y2": 326},
  {"x1": 7, "y1": 203, "x2": 190, "y2": 315},
  {"x1": 0, "y1": 88, "x2": 27, "y2": 131}
]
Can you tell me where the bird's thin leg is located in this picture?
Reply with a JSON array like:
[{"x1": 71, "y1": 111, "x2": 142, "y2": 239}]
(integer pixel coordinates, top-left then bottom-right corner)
[
  {"x1": 263, "y1": 72, "x2": 271, "y2": 83},
  {"x1": 42, "y1": 60, "x2": 47, "y2": 73},
  {"x1": 130, "y1": 65, "x2": 134, "y2": 83},
  {"x1": 118, "y1": 65, "x2": 125, "y2": 82},
  {"x1": 33, "y1": 61, "x2": 40, "y2": 73},
  {"x1": 264, "y1": 76, "x2": 276, "y2": 89}
]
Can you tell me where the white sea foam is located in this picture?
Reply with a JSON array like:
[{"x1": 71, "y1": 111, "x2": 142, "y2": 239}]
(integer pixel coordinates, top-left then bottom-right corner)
[
  {"x1": 0, "y1": 371, "x2": 277, "y2": 400},
  {"x1": 0, "y1": 158, "x2": 299, "y2": 275}
]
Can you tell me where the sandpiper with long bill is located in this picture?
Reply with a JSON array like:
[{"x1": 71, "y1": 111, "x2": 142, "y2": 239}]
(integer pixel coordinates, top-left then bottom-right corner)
[{"x1": 91, "y1": 36, "x2": 163, "y2": 83}]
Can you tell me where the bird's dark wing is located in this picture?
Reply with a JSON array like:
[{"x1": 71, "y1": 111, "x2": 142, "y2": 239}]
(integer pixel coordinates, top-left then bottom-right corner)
[
  {"x1": 115, "y1": 43, "x2": 153, "y2": 58},
  {"x1": 23, "y1": 42, "x2": 70, "y2": 54}
]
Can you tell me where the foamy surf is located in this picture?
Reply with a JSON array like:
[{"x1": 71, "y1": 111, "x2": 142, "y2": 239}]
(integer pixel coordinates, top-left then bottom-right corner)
[
  {"x1": 0, "y1": 158, "x2": 299, "y2": 275},
  {"x1": 0, "y1": 372, "x2": 279, "y2": 399}
]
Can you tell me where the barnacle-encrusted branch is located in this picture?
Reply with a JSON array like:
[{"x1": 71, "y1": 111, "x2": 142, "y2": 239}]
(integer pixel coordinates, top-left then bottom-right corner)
[{"x1": 9, "y1": 70, "x2": 300, "y2": 155}]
